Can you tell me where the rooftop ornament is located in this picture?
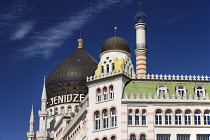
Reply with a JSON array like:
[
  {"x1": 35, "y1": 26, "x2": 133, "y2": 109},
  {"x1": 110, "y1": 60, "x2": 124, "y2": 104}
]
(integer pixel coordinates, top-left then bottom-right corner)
[{"x1": 135, "y1": 2, "x2": 147, "y2": 23}]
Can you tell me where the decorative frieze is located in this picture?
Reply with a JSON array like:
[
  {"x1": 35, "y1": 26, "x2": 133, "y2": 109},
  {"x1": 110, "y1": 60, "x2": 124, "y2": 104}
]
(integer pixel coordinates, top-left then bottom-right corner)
[{"x1": 123, "y1": 92, "x2": 210, "y2": 101}]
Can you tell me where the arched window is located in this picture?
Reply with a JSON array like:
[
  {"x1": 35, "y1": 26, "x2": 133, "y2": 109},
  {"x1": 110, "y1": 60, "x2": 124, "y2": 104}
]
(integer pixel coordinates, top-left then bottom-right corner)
[
  {"x1": 176, "y1": 84, "x2": 186, "y2": 97},
  {"x1": 102, "y1": 137, "x2": 107, "y2": 140},
  {"x1": 135, "y1": 110, "x2": 140, "y2": 125},
  {"x1": 157, "y1": 84, "x2": 167, "y2": 97},
  {"x1": 49, "y1": 109, "x2": 52, "y2": 116},
  {"x1": 111, "y1": 108, "x2": 117, "y2": 127},
  {"x1": 60, "y1": 106, "x2": 65, "y2": 114},
  {"x1": 111, "y1": 136, "x2": 116, "y2": 140},
  {"x1": 127, "y1": 66, "x2": 129, "y2": 73},
  {"x1": 140, "y1": 134, "x2": 146, "y2": 140},
  {"x1": 128, "y1": 109, "x2": 133, "y2": 125},
  {"x1": 101, "y1": 66, "x2": 104, "y2": 73},
  {"x1": 109, "y1": 85, "x2": 114, "y2": 99},
  {"x1": 175, "y1": 110, "x2": 182, "y2": 125},
  {"x1": 103, "y1": 109, "x2": 108, "y2": 128},
  {"x1": 103, "y1": 87, "x2": 108, "y2": 101},
  {"x1": 54, "y1": 107, "x2": 58, "y2": 115},
  {"x1": 204, "y1": 110, "x2": 210, "y2": 125},
  {"x1": 96, "y1": 88, "x2": 102, "y2": 102},
  {"x1": 194, "y1": 110, "x2": 201, "y2": 125},
  {"x1": 106, "y1": 64, "x2": 109, "y2": 73},
  {"x1": 94, "y1": 111, "x2": 100, "y2": 130},
  {"x1": 165, "y1": 110, "x2": 172, "y2": 125},
  {"x1": 130, "y1": 134, "x2": 136, "y2": 140},
  {"x1": 195, "y1": 85, "x2": 205, "y2": 97},
  {"x1": 67, "y1": 105, "x2": 72, "y2": 113},
  {"x1": 142, "y1": 110, "x2": 146, "y2": 125},
  {"x1": 112, "y1": 63, "x2": 115, "y2": 71},
  {"x1": 155, "y1": 109, "x2": 162, "y2": 125},
  {"x1": 185, "y1": 110, "x2": 191, "y2": 125}
]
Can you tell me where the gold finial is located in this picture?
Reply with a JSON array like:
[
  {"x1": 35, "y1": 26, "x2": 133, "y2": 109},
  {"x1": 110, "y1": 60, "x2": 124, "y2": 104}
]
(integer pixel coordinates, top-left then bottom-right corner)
[
  {"x1": 77, "y1": 39, "x2": 83, "y2": 49},
  {"x1": 114, "y1": 27, "x2": 117, "y2": 37}
]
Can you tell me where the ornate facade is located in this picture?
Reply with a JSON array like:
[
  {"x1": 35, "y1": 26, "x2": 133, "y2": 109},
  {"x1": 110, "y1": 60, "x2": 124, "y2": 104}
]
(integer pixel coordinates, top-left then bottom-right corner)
[{"x1": 27, "y1": 3, "x2": 210, "y2": 140}]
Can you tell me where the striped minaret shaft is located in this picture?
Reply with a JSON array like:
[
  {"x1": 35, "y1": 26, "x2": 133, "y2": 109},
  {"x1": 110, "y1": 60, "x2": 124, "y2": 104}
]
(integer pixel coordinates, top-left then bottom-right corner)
[
  {"x1": 134, "y1": 3, "x2": 148, "y2": 75},
  {"x1": 135, "y1": 22, "x2": 148, "y2": 75}
]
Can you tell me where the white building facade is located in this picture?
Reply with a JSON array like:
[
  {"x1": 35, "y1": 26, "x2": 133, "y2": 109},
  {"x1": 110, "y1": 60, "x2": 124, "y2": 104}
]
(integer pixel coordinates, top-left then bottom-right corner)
[{"x1": 27, "y1": 3, "x2": 210, "y2": 140}]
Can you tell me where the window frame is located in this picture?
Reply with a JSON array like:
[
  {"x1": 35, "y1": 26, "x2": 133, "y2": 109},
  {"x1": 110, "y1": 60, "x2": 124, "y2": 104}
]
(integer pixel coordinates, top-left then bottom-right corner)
[
  {"x1": 176, "y1": 84, "x2": 186, "y2": 97},
  {"x1": 204, "y1": 110, "x2": 210, "y2": 125},
  {"x1": 175, "y1": 110, "x2": 182, "y2": 125},
  {"x1": 165, "y1": 110, "x2": 172, "y2": 125},
  {"x1": 155, "y1": 109, "x2": 162, "y2": 125},
  {"x1": 94, "y1": 111, "x2": 100, "y2": 130},
  {"x1": 156, "y1": 84, "x2": 167, "y2": 98},
  {"x1": 194, "y1": 110, "x2": 201, "y2": 125},
  {"x1": 111, "y1": 108, "x2": 117, "y2": 127},
  {"x1": 185, "y1": 110, "x2": 191, "y2": 125}
]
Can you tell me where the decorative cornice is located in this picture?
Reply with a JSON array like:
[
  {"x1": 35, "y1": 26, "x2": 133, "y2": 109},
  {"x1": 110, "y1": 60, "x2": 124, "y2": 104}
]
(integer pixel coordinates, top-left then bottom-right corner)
[
  {"x1": 135, "y1": 74, "x2": 210, "y2": 81},
  {"x1": 122, "y1": 92, "x2": 209, "y2": 102},
  {"x1": 87, "y1": 69, "x2": 133, "y2": 82}
]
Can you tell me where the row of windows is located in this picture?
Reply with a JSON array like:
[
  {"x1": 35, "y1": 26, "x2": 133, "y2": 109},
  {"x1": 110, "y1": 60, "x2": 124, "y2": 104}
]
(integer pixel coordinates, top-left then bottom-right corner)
[
  {"x1": 95, "y1": 135, "x2": 116, "y2": 140},
  {"x1": 96, "y1": 86, "x2": 114, "y2": 102},
  {"x1": 128, "y1": 109, "x2": 147, "y2": 125},
  {"x1": 129, "y1": 134, "x2": 210, "y2": 140},
  {"x1": 94, "y1": 108, "x2": 117, "y2": 130},
  {"x1": 101, "y1": 60, "x2": 133, "y2": 75},
  {"x1": 48, "y1": 105, "x2": 76, "y2": 116},
  {"x1": 130, "y1": 134, "x2": 146, "y2": 140},
  {"x1": 155, "y1": 109, "x2": 210, "y2": 125},
  {"x1": 157, "y1": 84, "x2": 206, "y2": 98},
  {"x1": 156, "y1": 134, "x2": 210, "y2": 140}
]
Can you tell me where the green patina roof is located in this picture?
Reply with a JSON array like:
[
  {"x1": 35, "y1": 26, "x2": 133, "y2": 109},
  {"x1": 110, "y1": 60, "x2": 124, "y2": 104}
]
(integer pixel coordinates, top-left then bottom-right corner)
[{"x1": 123, "y1": 80, "x2": 210, "y2": 98}]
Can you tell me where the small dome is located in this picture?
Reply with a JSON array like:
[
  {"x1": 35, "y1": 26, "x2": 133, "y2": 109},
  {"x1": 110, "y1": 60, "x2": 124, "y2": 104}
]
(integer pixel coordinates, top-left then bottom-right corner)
[
  {"x1": 135, "y1": 11, "x2": 147, "y2": 23},
  {"x1": 101, "y1": 37, "x2": 130, "y2": 53}
]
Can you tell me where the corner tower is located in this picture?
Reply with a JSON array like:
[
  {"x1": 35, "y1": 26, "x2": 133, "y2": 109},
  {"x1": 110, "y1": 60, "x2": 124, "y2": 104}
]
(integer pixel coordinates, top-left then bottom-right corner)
[{"x1": 134, "y1": 3, "x2": 148, "y2": 75}]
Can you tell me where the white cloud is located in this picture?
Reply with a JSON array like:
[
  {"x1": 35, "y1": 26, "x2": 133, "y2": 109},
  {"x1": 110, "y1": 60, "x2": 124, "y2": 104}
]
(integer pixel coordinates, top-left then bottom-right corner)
[
  {"x1": 11, "y1": 21, "x2": 35, "y2": 40},
  {"x1": 165, "y1": 11, "x2": 193, "y2": 25},
  {"x1": 18, "y1": 0, "x2": 124, "y2": 59}
]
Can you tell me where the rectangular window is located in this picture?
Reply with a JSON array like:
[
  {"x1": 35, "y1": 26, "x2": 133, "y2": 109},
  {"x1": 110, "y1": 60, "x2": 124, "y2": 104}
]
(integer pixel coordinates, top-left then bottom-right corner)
[
  {"x1": 157, "y1": 134, "x2": 171, "y2": 140},
  {"x1": 142, "y1": 116, "x2": 146, "y2": 125},
  {"x1": 128, "y1": 116, "x2": 132, "y2": 125},
  {"x1": 177, "y1": 134, "x2": 190, "y2": 140},
  {"x1": 135, "y1": 115, "x2": 139, "y2": 125},
  {"x1": 197, "y1": 134, "x2": 210, "y2": 140}
]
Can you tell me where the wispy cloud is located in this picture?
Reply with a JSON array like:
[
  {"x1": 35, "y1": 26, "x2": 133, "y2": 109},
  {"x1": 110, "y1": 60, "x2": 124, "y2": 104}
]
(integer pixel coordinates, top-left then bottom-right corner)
[
  {"x1": 17, "y1": 0, "x2": 126, "y2": 59},
  {"x1": 11, "y1": 21, "x2": 35, "y2": 40},
  {"x1": 165, "y1": 11, "x2": 193, "y2": 25},
  {"x1": 0, "y1": 0, "x2": 33, "y2": 35}
]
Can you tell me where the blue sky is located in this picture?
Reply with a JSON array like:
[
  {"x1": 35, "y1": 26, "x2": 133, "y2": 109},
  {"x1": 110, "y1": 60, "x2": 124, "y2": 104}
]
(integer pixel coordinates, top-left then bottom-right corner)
[{"x1": 1, "y1": 0, "x2": 210, "y2": 139}]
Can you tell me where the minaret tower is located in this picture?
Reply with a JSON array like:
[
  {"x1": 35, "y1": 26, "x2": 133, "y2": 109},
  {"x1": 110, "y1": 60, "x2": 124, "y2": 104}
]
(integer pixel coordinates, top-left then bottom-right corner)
[
  {"x1": 36, "y1": 77, "x2": 48, "y2": 140},
  {"x1": 134, "y1": 2, "x2": 148, "y2": 75},
  {"x1": 27, "y1": 103, "x2": 35, "y2": 140}
]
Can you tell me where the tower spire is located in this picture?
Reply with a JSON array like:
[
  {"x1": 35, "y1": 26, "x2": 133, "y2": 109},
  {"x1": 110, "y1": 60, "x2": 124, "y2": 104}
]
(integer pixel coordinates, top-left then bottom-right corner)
[
  {"x1": 30, "y1": 102, "x2": 34, "y2": 124},
  {"x1": 37, "y1": 76, "x2": 48, "y2": 139},
  {"x1": 27, "y1": 103, "x2": 35, "y2": 140},
  {"x1": 41, "y1": 76, "x2": 47, "y2": 101}
]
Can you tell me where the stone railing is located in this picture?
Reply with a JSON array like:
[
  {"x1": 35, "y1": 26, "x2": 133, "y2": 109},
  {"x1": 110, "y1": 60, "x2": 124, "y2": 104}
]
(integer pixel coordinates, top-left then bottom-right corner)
[
  {"x1": 135, "y1": 74, "x2": 210, "y2": 81},
  {"x1": 123, "y1": 92, "x2": 209, "y2": 101},
  {"x1": 87, "y1": 71, "x2": 210, "y2": 82},
  {"x1": 87, "y1": 70, "x2": 133, "y2": 82}
]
